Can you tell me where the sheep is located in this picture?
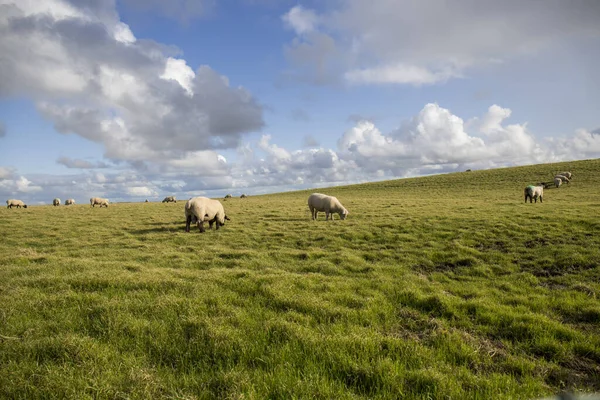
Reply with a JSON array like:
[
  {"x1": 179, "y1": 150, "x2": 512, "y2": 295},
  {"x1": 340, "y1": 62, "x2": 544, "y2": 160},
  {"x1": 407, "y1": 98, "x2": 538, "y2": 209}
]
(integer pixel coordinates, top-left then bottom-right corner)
[
  {"x1": 558, "y1": 171, "x2": 572, "y2": 180},
  {"x1": 554, "y1": 177, "x2": 562, "y2": 188},
  {"x1": 308, "y1": 193, "x2": 349, "y2": 221},
  {"x1": 65, "y1": 199, "x2": 75, "y2": 205},
  {"x1": 53, "y1": 198, "x2": 61, "y2": 206},
  {"x1": 185, "y1": 197, "x2": 230, "y2": 233},
  {"x1": 6, "y1": 199, "x2": 27, "y2": 209},
  {"x1": 90, "y1": 197, "x2": 109, "y2": 208},
  {"x1": 224, "y1": 194, "x2": 232, "y2": 199},
  {"x1": 145, "y1": 199, "x2": 149, "y2": 203},
  {"x1": 240, "y1": 194, "x2": 247, "y2": 198},
  {"x1": 162, "y1": 196, "x2": 176, "y2": 203},
  {"x1": 555, "y1": 175, "x2": 570, "y2": 185},
  {"x1": 524, "y1": 185, "x2": 543, "y2": 203}
]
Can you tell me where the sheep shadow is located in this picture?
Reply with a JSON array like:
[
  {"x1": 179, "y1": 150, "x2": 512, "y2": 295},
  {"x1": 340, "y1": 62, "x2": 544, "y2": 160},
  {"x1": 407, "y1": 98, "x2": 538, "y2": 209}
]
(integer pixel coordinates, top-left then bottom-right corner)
[{"x1": 128, "y1": 222, "x2": 182, "y2": 234}]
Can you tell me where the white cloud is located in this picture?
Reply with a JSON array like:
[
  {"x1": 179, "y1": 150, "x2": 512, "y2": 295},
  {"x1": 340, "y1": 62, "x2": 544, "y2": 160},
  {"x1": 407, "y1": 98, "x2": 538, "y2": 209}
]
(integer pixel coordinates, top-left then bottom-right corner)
[
  {"x1": 281, "y1": 0, "x2": 600, "y2": 86},
  {"x1": 1, "y1": 0, "x2": 264, "y2": 171},
  {"x1": 258, "y1": 134, "x2": 291, "y2": 160},
  {"x1": 282, "y1": 6, "x2": 319, "y2": 35},
  {"x1": 345, "y1": 63, "x2": 459, "y2": 86},
  {"x1": 126, "y1": 186, "x2": 158, "y2": 197},
  {"x1": 161, "y1": 57, "x2": 196, "y2": 96}
]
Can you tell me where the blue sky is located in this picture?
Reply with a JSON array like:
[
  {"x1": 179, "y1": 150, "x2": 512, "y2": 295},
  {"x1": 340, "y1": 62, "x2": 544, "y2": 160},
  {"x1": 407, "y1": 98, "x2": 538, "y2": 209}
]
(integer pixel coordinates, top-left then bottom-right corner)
[{"x1": 1, "y1": 0, "x2": 599, "y2": 204}]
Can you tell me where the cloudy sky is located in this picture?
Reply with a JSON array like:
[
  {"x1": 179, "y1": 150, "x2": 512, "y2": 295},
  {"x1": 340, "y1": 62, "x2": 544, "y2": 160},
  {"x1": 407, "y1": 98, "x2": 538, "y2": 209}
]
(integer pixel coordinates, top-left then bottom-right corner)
[{"x1": 1, "y1": 0, "x2": 599, "y2": 204}]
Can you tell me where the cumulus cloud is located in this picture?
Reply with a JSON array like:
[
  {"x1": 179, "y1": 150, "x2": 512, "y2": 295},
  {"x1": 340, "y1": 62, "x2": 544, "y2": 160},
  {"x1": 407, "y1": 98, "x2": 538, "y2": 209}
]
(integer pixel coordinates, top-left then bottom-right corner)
[
  {"x1": 2, "y1": 100, "x2": 599, "y2": 204},
  {"x1": 282, "y1": 5, "x2": 319, "y2": 35},
  {"x1": 281, "y1": 0, "x2": 600, "y2": 86},
  {"x1": 0, "y1": 175, "x2": 43, "y2": 194},
  {"x1": 57, "y1": 156, "x2": 110, "y2": 169},
  {"x1": 1, "y1": 0, "x2": 264, "y2": 168}
]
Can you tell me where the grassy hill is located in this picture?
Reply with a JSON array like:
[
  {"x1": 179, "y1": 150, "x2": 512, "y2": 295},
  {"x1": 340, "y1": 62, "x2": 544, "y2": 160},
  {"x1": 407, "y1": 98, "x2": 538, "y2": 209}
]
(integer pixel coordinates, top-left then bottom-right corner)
[{"x1": 1, "y1": 159, "x2": 599, "y2": 399}]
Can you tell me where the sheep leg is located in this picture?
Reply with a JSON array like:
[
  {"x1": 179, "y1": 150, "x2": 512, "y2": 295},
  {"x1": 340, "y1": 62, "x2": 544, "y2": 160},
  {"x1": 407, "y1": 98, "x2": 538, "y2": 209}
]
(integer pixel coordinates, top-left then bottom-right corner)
[
  {"x1": 197, "y1": 219, "x2": 205, "y2": 233},
  {"x1": 325, "y1": 212, "x2": 330, "y2": 220},
  {"x1": 540, "y1": 196, "x2": 543, "y2": 203},
  {"x1": 185, "y1": 215, "x2": 192, "y2": 232}
]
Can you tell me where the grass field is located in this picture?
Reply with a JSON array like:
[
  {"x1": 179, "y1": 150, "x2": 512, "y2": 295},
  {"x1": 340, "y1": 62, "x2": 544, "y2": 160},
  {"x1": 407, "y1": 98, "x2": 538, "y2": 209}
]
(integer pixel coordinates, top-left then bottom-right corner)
[{"x1": 1, "y1": 159, "x2": 600, "y2": 399}]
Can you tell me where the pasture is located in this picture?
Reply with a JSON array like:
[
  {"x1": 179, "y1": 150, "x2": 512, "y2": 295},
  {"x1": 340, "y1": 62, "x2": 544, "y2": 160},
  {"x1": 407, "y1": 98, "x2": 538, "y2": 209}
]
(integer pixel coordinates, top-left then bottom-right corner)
[{"x1": 1, "y1": 159, "x2": 599, "y2": 399}]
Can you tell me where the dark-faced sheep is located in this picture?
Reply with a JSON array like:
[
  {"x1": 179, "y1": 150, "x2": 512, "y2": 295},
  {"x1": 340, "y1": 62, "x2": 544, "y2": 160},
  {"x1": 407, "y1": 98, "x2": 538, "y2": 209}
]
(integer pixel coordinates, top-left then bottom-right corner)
[
  {"x1": 185, "y1": 197, "x2": 230, "y2": 233},
  {"x1": 53, "y1": 198, "x2": 61, "y2": 206},
  {"x1": 308, "y1": 193, "x2": 349, "y2": 220},
  {"x1": 524, "y1": 185, "x2": 543, "y2": 203},
  {"x1": 6, "y1": 199, "x2": 27, "y2": 209},
  {"x1": 65, "y1": 199, "x2": 75, "y2": 205},
  {"x1": 90, "y1": 197, "x2": 109, "y2": 207},
  {"x1": 162, "y1": 196, "x2": 176, "y2": 203}
]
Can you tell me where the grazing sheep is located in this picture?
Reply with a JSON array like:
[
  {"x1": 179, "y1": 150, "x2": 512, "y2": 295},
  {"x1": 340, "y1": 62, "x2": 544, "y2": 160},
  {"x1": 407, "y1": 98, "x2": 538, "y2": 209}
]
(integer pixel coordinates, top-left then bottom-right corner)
[
  {"x1": 90, "y1": 197, "x2": 109, "y2": 208},
  {"x1": 308, "y1": 193, "x2": 349, "y2": 221},
  {"x1": 185, "y1": 197, "x2": 230, "y2": 233},
  {"x1": 554, "y1": 177, "x2": 562, "y2": 188},
  {"x1": 524, "y1": 185, "x2": 543, "y2": 203},
  {"x1": 558, "y1": 171, "x2": 572, "y2": 180},
  {"x1": 224, "y1": 194, "x2": 232, "y2": 199},
  {"x1": 65, "y1": 199, "x2": 75, "y2": 205},
  {"x1": 554, "y1": 175, "x2": 570, "y2": 185},
  {"x1": 240, "y1": 194, "x2": 247, "y2": 198},
  {"x1": 53, "y1": 198, "x2": 61, "y2": 206},
  {"x1": 162, "y1": 196, "x2": 176, "y2": 203},
  {"x1": 6, "y1": 199, "x2": 27, "y2": 209},
  {"x1": 145, "y1": 199, "x2": 149, "y2": 203}
]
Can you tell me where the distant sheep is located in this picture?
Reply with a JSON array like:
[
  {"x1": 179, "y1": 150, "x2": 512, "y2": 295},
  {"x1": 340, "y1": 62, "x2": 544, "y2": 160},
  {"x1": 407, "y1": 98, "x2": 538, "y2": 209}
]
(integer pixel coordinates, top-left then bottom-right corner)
[
  {"x1": 240, "y1": 194, "x2": 247, "y2": 198},
  {"x1": 524, "y1": 185, "x2": 543, "y2": 203},
  {"x1": 185, "y1": 197, "x2": 230, "y2": 233},
  {"x1": 53, "y1": 198, "x2": 61, "y2": 206},
  {"x1": 65, "y1": 199, "x2": 75, "y2": 205},
  {"x1": 555, "y1": 175, "x2": 570, "y2": 185},
  {"x1": 145, "y1": 199, "x2": 149, "y2": 203},
  {"x1": 558, "y1": 171, "x2": 572, "y2": 180},
  {"x1": 554, "y1": 177, "x2": 562, "y2": 188},
  {"x1": 162, "y1": 196, "x2": 176, "y2": 203},
  {"x1": 90, "y1": 197, "x2": 109, "y2": 208},
  {"x1": 308, "y1": 193, "x2": 349, "y2": 220},
  {"x1": 224, "y1": 194, "x2": 232, "y2": 199},
  {"x1": 6, "y1": 199, "x2": 27, "y2": 209}
]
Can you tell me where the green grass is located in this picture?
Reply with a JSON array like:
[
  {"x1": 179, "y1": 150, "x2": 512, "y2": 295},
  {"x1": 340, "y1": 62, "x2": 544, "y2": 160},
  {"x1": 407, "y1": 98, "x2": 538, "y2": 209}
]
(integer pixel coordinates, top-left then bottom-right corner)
[{"x1": 1, "y1": 159, "x2": 599, "y2": 399}]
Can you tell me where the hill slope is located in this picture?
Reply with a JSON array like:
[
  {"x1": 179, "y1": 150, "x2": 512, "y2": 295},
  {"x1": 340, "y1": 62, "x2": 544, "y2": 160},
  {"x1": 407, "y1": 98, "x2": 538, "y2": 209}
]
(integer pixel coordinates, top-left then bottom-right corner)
[{"x1": 1, "y1": 159, "x2": 599, "y2": 399}]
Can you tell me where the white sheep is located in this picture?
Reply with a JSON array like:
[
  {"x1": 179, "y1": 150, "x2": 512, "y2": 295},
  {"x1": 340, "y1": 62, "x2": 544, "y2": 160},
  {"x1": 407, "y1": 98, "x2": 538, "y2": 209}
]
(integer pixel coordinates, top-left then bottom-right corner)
[
  {"x1": 6, "y1": 199, "x2": 27, "y2": 209},
  {"x1": 240, "y1": 194, "x2": 247, "y2": 199},
  {"x1": 65, "y1": 199, "x2": 75, "y2": 205},
  {"x1": 224, "y1": 194, "x2": 232, "y2": 199},
  {"x1": 162, "y1": 196, "x2": 177, "y2": 203},
  {"x1": 53, "y1": 198, "x2": 61, "y2": 206},
  {"x1": 524, "y1": 185, "x2": 543, "y2": 203},
  {"x1": 185, "y1": 197, "x2": 230, "y2": 233},
  {"x1": 555, "y1": 175, "x2": 570, "y2": 185},
  {"x1": 90, "y1": 197, "x2": 109, "y2": 208},
  {"x1": 308, "y1": 193, "x2": 349, "y2": 221},
  {"x1": 554, "y1": 177, "x2": 562, "y2": 188},
  {"x1": 558, "y1": 171, "x2": 572, "y2": 180}
]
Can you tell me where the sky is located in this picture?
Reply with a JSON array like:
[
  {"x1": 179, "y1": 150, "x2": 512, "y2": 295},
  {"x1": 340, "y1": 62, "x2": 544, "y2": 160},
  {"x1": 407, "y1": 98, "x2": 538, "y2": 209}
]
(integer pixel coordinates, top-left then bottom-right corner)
[{"x1": 1, "y1": 0, "x2": 599, "y2": 204}]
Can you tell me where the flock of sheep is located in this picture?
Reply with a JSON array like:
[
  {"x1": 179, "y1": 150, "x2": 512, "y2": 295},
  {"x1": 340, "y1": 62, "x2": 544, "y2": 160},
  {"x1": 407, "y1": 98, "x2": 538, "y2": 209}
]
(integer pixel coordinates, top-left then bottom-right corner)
[
  {"x1": 183, "y1": 192, "x2": 348, "y2": 233},
  {"x1": 4, "y1": 170, "x2": 574, "y2": 227},
  {"x1": 4, "y1": 191, "x2": 349, "y2": 234},
  {"x1": 524, "y1": 171, "x2": 573, "y2": 204}
]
